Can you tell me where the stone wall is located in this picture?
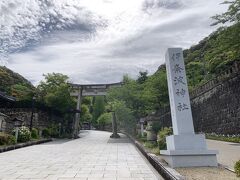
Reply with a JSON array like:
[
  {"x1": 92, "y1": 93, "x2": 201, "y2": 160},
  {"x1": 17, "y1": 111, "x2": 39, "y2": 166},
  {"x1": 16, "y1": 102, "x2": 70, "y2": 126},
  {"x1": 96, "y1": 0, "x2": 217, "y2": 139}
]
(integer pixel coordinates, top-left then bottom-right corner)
[
  {"x1": 148, "y1": 61, "x2": 240, "y2": 135},
  {"x1": 0, "y1": 108, "x2": 63, "y2": 133}
]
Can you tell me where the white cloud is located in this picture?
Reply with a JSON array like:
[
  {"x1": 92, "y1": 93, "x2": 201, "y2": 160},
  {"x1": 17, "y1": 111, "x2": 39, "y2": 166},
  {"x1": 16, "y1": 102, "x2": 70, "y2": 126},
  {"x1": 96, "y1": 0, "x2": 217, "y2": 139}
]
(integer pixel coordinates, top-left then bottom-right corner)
[{"x1": 1, "y1": 0, "x2": 228, "y2": 85}]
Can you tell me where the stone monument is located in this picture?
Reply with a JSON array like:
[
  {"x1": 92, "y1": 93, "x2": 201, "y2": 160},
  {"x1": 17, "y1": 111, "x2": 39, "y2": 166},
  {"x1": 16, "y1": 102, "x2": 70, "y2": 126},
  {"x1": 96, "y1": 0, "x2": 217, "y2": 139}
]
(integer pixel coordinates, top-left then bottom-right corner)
[{"x1": 160, "y1": 48, "x2": 218, "y2": 168}]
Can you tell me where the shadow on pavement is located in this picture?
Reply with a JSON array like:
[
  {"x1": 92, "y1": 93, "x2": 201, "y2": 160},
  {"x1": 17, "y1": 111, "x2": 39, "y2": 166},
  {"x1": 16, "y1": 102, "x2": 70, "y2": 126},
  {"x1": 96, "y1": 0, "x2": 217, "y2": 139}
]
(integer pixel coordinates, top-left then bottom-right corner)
[
  {"x1": 107, "y1": 134, "x2": 131, "y2": 143},
  {"x1": 228, "y1": 143, "x2": 240, "y2": 146},
  {"x1": 41, "y1": 139, "x2": 72, "y2": 145}
]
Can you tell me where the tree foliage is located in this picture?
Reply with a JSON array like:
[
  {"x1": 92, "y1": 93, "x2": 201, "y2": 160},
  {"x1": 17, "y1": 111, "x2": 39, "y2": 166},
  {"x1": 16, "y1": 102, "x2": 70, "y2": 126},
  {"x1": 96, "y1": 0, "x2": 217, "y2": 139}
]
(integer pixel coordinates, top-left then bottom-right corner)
[
  {"x1": 0, "y1": 66, "x2": 35, "y2": 100},
  {"x1": 107, "y1": 69, "x2": 169, "y2": 119},
  {"x1": 37, "y1": 73, "x2": 75, "y2": 113},
  {"x1": 137, "y1": 71, "x2": 148, "y2": 84},
  {"x1": 142, "y1": 65, "x2": 169, "y2": 110},
  {"x1": 92, "y1": 96, "x2": 105, "y2": 126},
  {"x1": 107, "y1": 75, "x2": 151, "y2": 117},
  {"x1": 212, "y1": 0, "x2": 240, "y2": 25},
  {"x1": 97, "y1": 113, "x2": 112, "y2": 126},
  {"x1": 80, "y1": 104, "x2": 92, "y2": 123},
  {"x1": 184, "y1": 22, "x2": 240, "y2": 89},
  {"x1": 10, "y1": 84, "x2": 34, "y2": 101},
  {"x1": 106, "y1": 100, "x2": 136, "y2": 134},
  {"x1": 106, "y1": 70, "x2": 167, "y2": 133}
]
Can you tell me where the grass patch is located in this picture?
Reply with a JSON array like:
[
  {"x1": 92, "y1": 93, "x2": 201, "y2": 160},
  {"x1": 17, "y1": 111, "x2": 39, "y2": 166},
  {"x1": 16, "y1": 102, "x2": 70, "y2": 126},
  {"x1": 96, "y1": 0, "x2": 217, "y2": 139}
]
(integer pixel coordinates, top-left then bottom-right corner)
[
  {"x1": 206, "y1": 133, "x2": 240, "y2": 143},
  {"x1": 143, "y1": 141, "x2": 160, "y2": 155},
  {"x1": 235, "y1": 160, "x2": 240, "y2": 177}
]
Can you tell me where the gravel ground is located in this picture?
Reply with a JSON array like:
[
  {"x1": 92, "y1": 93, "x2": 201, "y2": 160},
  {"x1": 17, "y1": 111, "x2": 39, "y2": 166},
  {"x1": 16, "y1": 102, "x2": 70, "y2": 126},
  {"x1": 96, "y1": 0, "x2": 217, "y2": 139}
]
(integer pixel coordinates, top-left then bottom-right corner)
[{"x1": 175, "y1": 166, "x2": 239, "y2": 180}]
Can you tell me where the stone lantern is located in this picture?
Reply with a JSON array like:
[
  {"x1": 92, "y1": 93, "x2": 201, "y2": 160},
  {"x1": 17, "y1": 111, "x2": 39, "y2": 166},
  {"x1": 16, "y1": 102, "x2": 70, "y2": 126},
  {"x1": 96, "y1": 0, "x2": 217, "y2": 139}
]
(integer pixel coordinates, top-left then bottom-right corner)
[
  {"x1": 146, "y1": 120, "x2": 157, "y2": 141},
  {"x1": 139, "y1": 118, "x2": 145, "y2": 137},
  {"x1": 13, "y1": 117, "x2": 24, "y2": 142}
]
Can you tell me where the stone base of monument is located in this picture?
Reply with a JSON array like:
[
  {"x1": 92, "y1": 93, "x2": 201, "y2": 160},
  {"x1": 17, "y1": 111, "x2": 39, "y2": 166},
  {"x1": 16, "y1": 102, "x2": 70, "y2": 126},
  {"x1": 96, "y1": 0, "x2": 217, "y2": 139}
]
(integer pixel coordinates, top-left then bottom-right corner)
[
  {"x1": 110, "y1": 133, "x2": 120, "y2": 138},
  {"x1": 160, "y1": 134, "x2": 218, "y2": 168}
]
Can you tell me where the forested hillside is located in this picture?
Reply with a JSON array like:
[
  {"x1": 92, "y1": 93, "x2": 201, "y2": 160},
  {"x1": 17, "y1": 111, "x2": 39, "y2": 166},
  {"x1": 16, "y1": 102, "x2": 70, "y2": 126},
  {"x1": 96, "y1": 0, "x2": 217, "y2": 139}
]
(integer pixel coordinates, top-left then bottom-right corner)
[
  {"x1": 184, "y1": 22, "x2": 240, "y2": 89},
  {"x1": 0, "y1": 66, "x2": 35, "y2": 100}
]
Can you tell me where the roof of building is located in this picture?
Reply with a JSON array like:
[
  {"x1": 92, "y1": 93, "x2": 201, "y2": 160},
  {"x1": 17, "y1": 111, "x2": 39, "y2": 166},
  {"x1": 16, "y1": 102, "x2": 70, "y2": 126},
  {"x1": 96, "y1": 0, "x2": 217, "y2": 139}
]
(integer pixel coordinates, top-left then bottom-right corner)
[{"x1": 0, "y1": 91, "x2": 16, "y2": 102}]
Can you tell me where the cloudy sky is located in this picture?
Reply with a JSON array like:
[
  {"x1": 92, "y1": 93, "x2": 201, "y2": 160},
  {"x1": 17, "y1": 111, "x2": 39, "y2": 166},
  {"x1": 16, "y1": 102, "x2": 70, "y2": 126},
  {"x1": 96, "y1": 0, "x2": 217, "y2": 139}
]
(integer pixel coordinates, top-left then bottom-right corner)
[{"x1": 0, "y1": 0, "x2": 227, "y2": 85}]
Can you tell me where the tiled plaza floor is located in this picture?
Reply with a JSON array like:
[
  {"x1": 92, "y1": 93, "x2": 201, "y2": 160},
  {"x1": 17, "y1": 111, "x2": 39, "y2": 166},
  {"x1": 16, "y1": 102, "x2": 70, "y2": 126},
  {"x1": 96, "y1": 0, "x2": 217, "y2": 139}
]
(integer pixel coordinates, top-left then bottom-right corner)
[{"x1": 0, "y1": 130, "x2": 163, "y2": 180}]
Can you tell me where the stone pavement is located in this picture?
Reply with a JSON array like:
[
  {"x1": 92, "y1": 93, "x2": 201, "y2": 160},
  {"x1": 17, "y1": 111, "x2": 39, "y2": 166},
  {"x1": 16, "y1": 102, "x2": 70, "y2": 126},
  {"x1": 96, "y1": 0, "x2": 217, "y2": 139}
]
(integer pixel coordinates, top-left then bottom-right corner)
[
  {"x1": 207, "y1": 139, "x2": 240, "y2": 170},
  {"x1": 0, "y1": 130, "x2": 163, "y2": 180}
]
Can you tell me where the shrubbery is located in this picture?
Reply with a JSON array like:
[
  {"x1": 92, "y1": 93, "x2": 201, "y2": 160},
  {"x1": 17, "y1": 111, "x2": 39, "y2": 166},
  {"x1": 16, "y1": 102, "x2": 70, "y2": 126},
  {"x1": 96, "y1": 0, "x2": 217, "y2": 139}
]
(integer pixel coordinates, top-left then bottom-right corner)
[
  {"x1": 42, "y1": 128, "x2": 51, "y2": 138},
  {"x1": 31, "y1": 128, "x2": 39, "y2": 139},
  {"x1": 137, "y1": 132, "x2": 147, "y2": 142},
  {"x1": 97, "y1": 113, "x2": 112, "y2": 128},
  {"x1": 144, "y1": 141, "x2": 158, "y2": 149},
  {"x1": 48, "y1": 126, "x2": 59, "y2": 138},
  {"x1": 42, "y1": 126, "x2": 59, "y2": 138},
  {"x1": 14, "y1": 126, "x2": 31, "y2": 143},
  {"x1": 151, "y1": 122, "x2": 161, "y2": 134},
  {"x1": 206, "y1": 133, "x2": 240, "y2": 143},
  {"x1": 143, "y1": 141, "x2": 159, "y2": 155},
  {"x1": 235, "y1": 160, "x2": 240, "y2": 177},
  {"x1": 157, "y1": 127, "x2": 173, "y2": 150},
  {"x1": 0, "y1": 132, "x2": 16, "y2": 145}
]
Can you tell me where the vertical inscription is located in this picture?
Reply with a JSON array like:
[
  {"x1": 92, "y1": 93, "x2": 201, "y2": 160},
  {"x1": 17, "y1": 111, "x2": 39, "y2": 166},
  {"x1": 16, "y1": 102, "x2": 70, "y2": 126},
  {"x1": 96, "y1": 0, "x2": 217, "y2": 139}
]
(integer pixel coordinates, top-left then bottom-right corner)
[
  {"x1": 165, "y1": 48, "x2": 194, "y2": 135},
  {"x1": 171, "y1": 53, "x2": 189, "y2": 111}
]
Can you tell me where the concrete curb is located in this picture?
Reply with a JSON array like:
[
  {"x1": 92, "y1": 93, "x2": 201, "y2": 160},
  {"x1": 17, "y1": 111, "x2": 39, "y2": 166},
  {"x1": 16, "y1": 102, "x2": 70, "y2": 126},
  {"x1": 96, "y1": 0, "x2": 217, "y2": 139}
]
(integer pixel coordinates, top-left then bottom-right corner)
[
  {"x1": 0, "y1": 139, "x2": 52, "y2": 153},
  {"x1": 218, "y1": 163, "x2": 236, "y2": 173},
  {"x1": 123, "y1": 132, "x2": 185, "y2": 180}
]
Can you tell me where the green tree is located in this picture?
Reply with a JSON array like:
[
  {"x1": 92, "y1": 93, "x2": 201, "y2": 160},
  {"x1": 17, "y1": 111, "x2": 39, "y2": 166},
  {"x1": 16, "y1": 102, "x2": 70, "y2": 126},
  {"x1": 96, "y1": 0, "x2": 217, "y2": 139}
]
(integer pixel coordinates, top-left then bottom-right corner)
[
  {"x1": 82, "y1": 97, "x2": 92, "y2": 106},
  {"x1": 142, "y1": 66, "x2": 169, "y2": 110},
  {"x1": 110, "y1": 100, "x2": 136, "y2": 134},
  {"x1": 80, "y1": 104, "x2": 92, "y2": 123},
  {"x1": 0, "y1": 66, "x2": 35, "y2": 96},
  {"x1": 37, "y1": 73, "x2": 74, "y2": 113},
  {"x1": 10, "y1": 83, "x2": 34, "y2": 101},
  {"x1": 212, "y1": 0, "x2": 240, "y2": 25},
  {"x1": 92, "y1": 96, "x2": 105, "y2": 125},
  {"x1": 137, "y1": 71, "x2": 148, "y2": 84},
  {"x1": 97, "y1": 113, "x2": 112, "y2": 130},
  {"x1": 184, "y1": 22, "x2": 240, "y2": 82},
  {"x1": 107, "y1": 75, "x2": 148, "y2": 117}
]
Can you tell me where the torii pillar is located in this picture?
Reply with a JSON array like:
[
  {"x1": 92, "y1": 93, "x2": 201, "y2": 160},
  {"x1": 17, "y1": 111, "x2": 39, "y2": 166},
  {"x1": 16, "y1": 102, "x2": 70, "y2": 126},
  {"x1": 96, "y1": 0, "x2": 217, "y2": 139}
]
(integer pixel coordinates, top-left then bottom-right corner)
[
  {"x1": 110, "y1": 111, "x2": 120, "y2": 138},
  {"x1": 73, "y1": 87, "x2": 82, "y2": 138}
]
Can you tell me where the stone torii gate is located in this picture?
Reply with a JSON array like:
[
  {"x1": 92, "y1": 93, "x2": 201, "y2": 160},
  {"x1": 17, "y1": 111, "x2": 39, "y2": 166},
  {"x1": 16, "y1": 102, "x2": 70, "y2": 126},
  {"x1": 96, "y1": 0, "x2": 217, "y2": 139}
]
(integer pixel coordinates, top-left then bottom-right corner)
[{"x1": 69, "y1": 82, "x2": 122, "y2": 138}]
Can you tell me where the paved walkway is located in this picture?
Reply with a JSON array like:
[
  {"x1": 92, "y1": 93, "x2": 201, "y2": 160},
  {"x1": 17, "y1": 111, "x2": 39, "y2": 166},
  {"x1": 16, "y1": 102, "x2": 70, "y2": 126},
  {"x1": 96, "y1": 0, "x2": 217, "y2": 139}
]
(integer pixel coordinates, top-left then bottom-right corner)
[
  {"x1": 0, "y1": 130, "x2": 162, "y2": 180},
  {"x1": 207, "y1": 139, "x2": 240, "y2": 170}
]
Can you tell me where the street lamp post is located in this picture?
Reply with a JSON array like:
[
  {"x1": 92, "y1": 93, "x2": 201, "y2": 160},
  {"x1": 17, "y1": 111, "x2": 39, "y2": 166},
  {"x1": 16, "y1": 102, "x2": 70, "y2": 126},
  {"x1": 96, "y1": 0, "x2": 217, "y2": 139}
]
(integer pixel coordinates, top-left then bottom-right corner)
[{"x1": 30, "y1": 96, "x2": 36, "y2": 131}]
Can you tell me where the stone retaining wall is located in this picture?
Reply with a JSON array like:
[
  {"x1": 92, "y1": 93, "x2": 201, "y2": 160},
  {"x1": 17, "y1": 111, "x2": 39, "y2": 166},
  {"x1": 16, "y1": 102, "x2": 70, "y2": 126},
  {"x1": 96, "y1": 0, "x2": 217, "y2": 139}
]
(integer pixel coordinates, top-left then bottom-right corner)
[{"x1": 0, "y1": 108, "x2": 63, "y2": 133}]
